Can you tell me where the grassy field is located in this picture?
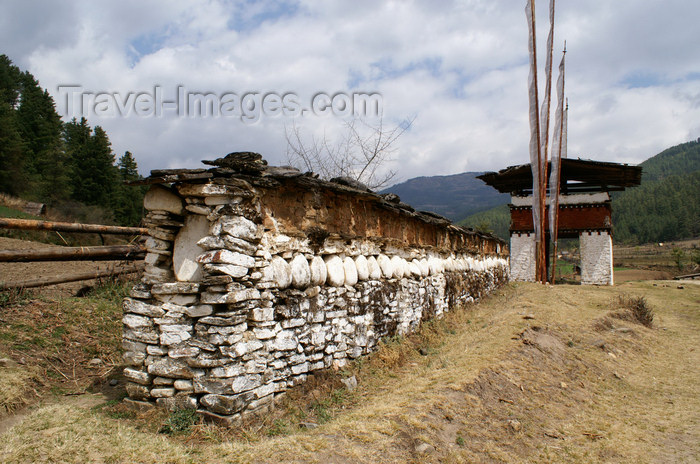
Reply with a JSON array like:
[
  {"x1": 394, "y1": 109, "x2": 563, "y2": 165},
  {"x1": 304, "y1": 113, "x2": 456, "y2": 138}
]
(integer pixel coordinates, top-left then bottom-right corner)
[
  {"x1": 615, "y1": 238, "x2": 700, "y2": 273},
  {"x1": 0, "y1": 277, "x2": 698, "y2": 463}
]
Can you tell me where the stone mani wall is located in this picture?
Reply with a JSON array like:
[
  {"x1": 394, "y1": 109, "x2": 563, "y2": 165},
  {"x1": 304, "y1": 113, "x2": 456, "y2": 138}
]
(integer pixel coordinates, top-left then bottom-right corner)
[{"x1": 123, "y1": 157, "x2": 508, "y2": 422}]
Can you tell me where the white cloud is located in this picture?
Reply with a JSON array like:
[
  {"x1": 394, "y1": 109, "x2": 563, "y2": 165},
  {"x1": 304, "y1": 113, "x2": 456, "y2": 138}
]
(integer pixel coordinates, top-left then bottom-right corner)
[{"x1": 3, "y1": 0, "x2": 699, "y2": 182}]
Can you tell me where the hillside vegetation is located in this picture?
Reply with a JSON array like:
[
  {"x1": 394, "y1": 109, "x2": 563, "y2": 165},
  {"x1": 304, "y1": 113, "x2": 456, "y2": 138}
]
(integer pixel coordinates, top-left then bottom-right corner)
[
  {"x1": 612, "y1": 140, "x2": 700, "y2": 244},
  {"x1": 460, "y1": 140, "x2": 700, "y2": 243},
  {"x1": 0, "y1": 55, "x2": 146, "y2": 226}
]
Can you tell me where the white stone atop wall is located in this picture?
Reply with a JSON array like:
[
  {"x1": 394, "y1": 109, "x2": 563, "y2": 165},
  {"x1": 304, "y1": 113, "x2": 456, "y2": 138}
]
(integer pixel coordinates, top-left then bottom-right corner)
[
  {"x1": 290, "y1": 254, "x2": 311, "y2": 289},
  {"x1": 409, "y1": 260, "x2": 421, "y2": 277},
  {"x1": 580, "y1": 231, "x2": 613, "y2": 285},
  {"x1": 419, "y1": 258, "x2": 429, "y2": 277},
  {"x1": 367, "y1": 256, "x2": 382, "y2": 280},
  {"x1": 355, "y1": 255, "x2": 370, "y2": 281},
  {"x1": 309, "y1": 256, "x2": 327, "y2": 286},
  {"x1": 377, "y1": 254, "x2": 393, "y2": 278},
  {"x1": 343, "y1": 257, "x2": 359, "y2": 286},
  {"x1": 509, "y1": 233, "x2": 536, "y2": 282},
  {"x1": 270, "y1": 255, "x2": 292, "y2": 289},
  {"x1": 173, "y1": 215, "x2": 209, "y2": 282},
  {"x1": 391, "y1": 256, "x2": 405, "y2": 279},
  {"x1": 325, "y1": 255, "x2": 345, "y2": 286}
]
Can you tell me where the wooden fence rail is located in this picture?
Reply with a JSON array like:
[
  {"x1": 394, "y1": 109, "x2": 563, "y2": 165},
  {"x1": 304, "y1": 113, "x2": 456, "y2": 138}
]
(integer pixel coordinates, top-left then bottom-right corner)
[
  {"x1": 0, "y1": 218, "x2": 147, "y2": 236},
  {"x1": 0, "y1": 263, "x2": 145, "y2": 290},
  {"x1": 0, "y1": 245, "x2": 145, "y2": 263},
  {"x1": 0, "y1": 218, "x2": 148, "y2": 290}
]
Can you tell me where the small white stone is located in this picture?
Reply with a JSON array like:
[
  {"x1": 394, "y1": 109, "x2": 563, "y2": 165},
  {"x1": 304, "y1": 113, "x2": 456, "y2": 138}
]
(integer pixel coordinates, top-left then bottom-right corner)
[
  {"x1": 290, "y1": 254, "x2": 311, "y2": 289},
  {"x1": 367, "y1": 256, "x2": 382, "y2": 280},
  {"x1": 354, "y1": 255, "x2": 369, "y2": 281},
  {"x1": 270, "y1": 255, "x2": 292, "y2": 289},
  {"x1": 309, "y1": 256, "x2": 327, "y2": 286},
  {"x1": 391, "y1": 256, "x2": 405, "y2": 279},
  {"x1": 343, "y1": 257, "x2": 358, "y2": 286},
  {"x1": 409, "y1": 260, "x2": 421, "y2": 277},
  {"x1": 174, "y1": 380, "x2": 194, "y2": 391},
  {"x1": 377, "y1": 254, "x2": 393, "y2": 278},
  {"x1": 204, "y1": 195, "x2": 236, "y2": 206},
  {"x1": 123, "y1": 314, "x2": 152, "y2": 330},
  {"x1": 428, "y1": 257, "x2": 442, "y2": 275},
  {"x1": 419, "y1": 258, "x2": 430, "y2": 276},
  {"x1": 324, "y1": 255, "x2": 345, "y2": 287}
]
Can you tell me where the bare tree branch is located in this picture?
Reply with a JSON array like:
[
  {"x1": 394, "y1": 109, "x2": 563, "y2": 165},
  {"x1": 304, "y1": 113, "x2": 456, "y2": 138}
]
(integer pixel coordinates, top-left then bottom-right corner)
[{"x1": 285, "y1": 114, "x2": 415, "y2": 190}]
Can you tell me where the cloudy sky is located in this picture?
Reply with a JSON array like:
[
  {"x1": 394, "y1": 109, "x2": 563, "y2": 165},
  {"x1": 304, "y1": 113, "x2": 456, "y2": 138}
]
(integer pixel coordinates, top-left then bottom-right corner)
[{"x1": 2, "y1": 0, "x2": 699, "y2": 185}]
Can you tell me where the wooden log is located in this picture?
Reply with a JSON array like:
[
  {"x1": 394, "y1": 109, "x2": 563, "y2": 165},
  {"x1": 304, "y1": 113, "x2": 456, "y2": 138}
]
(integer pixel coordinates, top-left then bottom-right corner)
[
  {"x1": 22, "y1": 201, "x2": 46, "y2": 216},
  {"x1": 0, "y1": 245, "x2": 145, "y2": 262},
  {"x1": 0, "y1": 218, "x2": 147, "y2": 236},
  {"x1": 674, "y1": 272, "x2": 700, "y2": 280},
  {"x1": 0, "y1": 263, "x2": 145, "y2": 290}
]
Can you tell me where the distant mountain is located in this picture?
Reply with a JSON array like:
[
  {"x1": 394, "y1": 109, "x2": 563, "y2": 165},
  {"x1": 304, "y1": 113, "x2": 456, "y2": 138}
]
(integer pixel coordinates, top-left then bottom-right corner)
[
  {"x1": 459, "y1": 139, "x2": 700, "y2": 244},
  {"x1": 381, "y1": 172, "x2": 509, "y2": 222}
]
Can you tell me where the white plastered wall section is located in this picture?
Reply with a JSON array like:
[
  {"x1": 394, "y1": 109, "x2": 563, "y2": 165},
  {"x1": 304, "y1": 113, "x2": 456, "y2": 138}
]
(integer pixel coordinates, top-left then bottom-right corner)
[
  {"x1": 580, "y1": 231, "x2": 613, "y2": 285},
  {"x1": 511, "y1": 192, "x2": 610, "y2": 206},
  {"x1": 509, "y1": 233, "x2": 536, "y2": 282}
]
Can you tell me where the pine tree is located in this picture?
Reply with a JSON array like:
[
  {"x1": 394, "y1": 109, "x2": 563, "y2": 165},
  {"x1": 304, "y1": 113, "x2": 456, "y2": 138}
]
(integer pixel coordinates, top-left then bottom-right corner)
[
  {"x1": 113, "y1": 151, "x2": 146, "y2": 226},
  {"x1": 0, "y1": 102, "x2": 26, "y2": 195},
  {"x1": 15, "y1": 71, "x2": 69, "y2": 201},
  {"x1": 65, "y1": 119, "x2": 117, "y2": 207},
  {"x1": 0, "y1": 55, "x2": 27, "y2": 195}
]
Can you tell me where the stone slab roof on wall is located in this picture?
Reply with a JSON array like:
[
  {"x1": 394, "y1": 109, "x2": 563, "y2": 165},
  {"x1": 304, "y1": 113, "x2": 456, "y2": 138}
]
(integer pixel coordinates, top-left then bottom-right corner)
[
  {"x1": 131, "y1": 152, "x2": 507, "y2": 250},
  {"x1": 477, "y1": 158, "x2": 642, "y2": 195}
]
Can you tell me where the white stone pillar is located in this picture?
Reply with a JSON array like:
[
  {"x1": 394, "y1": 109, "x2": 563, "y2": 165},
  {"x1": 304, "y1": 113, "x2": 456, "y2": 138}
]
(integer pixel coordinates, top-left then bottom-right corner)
[
  {"x1": 580, "y1": 231, "x2": 613, "y2": 285},
  {"x1": 509, "y1": 233, "x2": 536, "y2": 282}
]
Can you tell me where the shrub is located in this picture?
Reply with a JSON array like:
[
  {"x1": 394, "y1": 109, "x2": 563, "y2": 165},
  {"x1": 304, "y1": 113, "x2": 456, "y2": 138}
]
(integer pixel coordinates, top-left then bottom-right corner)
[
  {"x1": 160, "y1": 408, "x2": 198, "y2": 435},
  {"x1": 614, "y1": 294, "x2": 654, "y2": 328}
]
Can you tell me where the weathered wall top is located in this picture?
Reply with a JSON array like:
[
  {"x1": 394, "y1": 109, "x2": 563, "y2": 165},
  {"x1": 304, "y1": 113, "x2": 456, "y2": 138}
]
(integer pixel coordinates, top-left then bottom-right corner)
[{"x1": 135, "y1": 152, "x2": 507, "y2": 257}]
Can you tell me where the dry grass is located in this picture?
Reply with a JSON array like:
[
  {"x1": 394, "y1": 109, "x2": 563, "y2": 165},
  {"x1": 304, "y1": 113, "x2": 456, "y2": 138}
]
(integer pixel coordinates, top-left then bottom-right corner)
[
  {"x1": 1, "y1": 280, "x2": 699, "y2": 463},
  {"x1": 0, "y1": 353, "x2": 41, "y2": 415},
  {"x1": 0, "y1": 276, "x2": 132, "y2": 417},
  {"x1": 0, "y1": 193, "x2": 29, "y2": 211}
]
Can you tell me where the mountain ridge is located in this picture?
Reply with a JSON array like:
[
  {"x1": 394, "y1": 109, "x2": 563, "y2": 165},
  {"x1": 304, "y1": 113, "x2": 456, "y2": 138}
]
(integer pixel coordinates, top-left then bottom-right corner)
[{"x1": 380, "y1": 171, "x2": 509, "y2": 222}]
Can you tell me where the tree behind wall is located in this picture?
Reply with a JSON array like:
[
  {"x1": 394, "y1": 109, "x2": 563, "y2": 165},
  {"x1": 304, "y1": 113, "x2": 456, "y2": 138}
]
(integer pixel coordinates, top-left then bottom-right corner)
[
  {"x1": 16, "y1": 72, "x2": 70, "y2": 202},
  {"x1": 285, "y1": 116, "x2": 414, "y2": 190},
  {"x1": 113, "y1": 151, "x2": 147, "y2": 226},
  {"x1": 0, "y1": 54, "x2": 147, "y2": 225},
  {"x1": 65, "y1": 118, "x2": 117, "y2": 207}
]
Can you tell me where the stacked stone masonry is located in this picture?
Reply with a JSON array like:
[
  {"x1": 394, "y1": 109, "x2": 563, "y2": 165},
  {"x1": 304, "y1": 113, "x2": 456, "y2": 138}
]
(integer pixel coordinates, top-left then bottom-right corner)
[{"x1": 124, "y1": 153, "x2": 509, "y2": 423}]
